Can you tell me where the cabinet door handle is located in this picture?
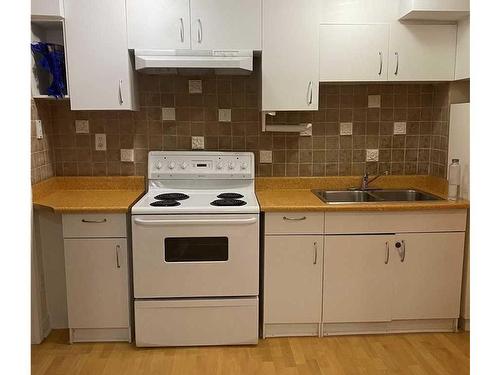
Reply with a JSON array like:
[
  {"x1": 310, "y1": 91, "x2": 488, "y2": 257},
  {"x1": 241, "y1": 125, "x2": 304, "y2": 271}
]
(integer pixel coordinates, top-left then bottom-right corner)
[
  {"x1": 282, "y1": 216, "x2": 306, "y2": 221},
  {"x1": 378, "y1": 51, "x2": 383, "y2": 76},
  {"x1": 197, "y1": 19, "x2": 203, "y2": 43},
  {"x1": 307, "y1": 81, "x2": 313, "y2": 105},
  {"x1": 116, "y1": 245, "x2": 121, "y2": 268},
  {"x1": 384, "y1": 241, "x2": 389, "y2": 264},
  {"x1": 313, "y1": 241, "x2": 318, "y2": 265},
  {"x1": 118, "y1": 80, "x2": 124, "y2": 105},
  {"x1": 394, "y1": 52, "x2": 399, "y2": 75},
  {"x1": 179, "y1": 18, "x2": 184, "y2": 43},
  {"x1": 81, "y1": 218, "x2": 107, "y2": 223},
  {"x1": 395, "y1": 240, "x2": 405, "y2": 262}
]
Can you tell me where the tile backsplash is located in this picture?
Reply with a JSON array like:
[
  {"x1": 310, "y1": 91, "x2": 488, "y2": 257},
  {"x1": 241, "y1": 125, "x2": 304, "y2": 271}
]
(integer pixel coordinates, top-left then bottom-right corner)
[
  {"x1": 31, "y1": 69, "x2": 454, "y2": 183},
  {"x1": 31, "y1": 99, "x2": 55, "y2": 184}
]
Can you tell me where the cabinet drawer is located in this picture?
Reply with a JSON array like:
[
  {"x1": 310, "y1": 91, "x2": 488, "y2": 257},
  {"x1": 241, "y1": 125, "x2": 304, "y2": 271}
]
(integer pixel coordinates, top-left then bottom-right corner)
[
  {"x1": 265, "y1": 212, "x2": 324, "y2": 235},
  {"x1": 325, "y1": 210, "x2": 467, "y2": 234},
  {"x1": 135, "y1": 298, "x2": 258, "y2": 347},
  {"x1": 62, "y1": 213, "x2": 127, "y2": 238}
]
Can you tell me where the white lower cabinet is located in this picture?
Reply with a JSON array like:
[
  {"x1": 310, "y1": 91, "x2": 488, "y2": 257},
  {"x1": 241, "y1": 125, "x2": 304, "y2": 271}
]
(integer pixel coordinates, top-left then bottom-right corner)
[
  {"x1": 63, "y1": 214, "x2": 131, "y2": 342},
  {"x1": 263, "y1": 210, "x2": 467, "y2": 338},
  {"x1": 323, "y1": 235, "x2": 392, "y2": 323},
  {"x1": 391, "y1": 232, "x2": 465, "y2": 320},
  {"x1": 263, "y1": 235, "x2": 323, "y2": 337}
]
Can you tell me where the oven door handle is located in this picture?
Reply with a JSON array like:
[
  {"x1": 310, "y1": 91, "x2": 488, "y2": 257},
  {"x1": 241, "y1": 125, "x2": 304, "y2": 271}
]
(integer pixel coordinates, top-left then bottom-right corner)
[{"x1": 133, "y1": 217, "x2": 257, "y2": 226}]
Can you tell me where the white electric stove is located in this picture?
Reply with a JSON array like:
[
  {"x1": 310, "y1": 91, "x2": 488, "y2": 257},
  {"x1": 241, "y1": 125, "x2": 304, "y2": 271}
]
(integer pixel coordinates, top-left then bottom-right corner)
[{"x1": 131, "y1": 151, "x2": 260, "y2": 347}]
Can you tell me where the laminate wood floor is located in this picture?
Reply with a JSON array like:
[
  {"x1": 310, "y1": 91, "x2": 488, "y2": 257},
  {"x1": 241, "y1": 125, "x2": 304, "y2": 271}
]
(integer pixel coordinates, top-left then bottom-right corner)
[{"x1": 32, "y1": 330, "x2": 469, "y2": 375}]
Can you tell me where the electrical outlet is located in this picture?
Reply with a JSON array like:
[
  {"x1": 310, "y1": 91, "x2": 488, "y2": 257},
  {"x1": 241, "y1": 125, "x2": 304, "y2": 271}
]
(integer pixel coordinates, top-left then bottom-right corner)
[
  {"x1": 75, "y1": 120, "x2": 89, "y2": 133},
  {"x1": 259, "y1": 150, "x2": 272, "y2": 164},
  {"x1": 394, "y1": 122, "x2": 407, "y2": 135},
  {"x1": 366, "y1": 149, "x2": 379, "y2": 162},
  {"x1": 189, "y1": 80, "x2": 202, "y2": 94},
  {"x1": 35, "y1": 120, "x2": 43, "y2": 139},
  {"x1": 340, "y1": 122, "x2": 353, "y2": 136},
  {"x1": 191, "y1": 136, "x2": 205, "y2": 150},
  {"x1": 162, "y1": 107, "x2": 175, "y2": 121},
  {"x1": 120, "y1": 149, "x2": 134, "y2": 162},
  {"x1": 95, "y1": 134, "x2": 106, "y2": 151},
  {"x1": 218, "y1": 109, "x2": 231, "y2": 122},
  {"x1": 368, "y1": 95, "x2": 381, "y2": 108}
]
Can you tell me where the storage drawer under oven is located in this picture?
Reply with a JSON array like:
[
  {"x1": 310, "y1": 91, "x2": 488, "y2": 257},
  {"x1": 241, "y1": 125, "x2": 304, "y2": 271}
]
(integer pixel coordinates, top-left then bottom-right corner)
[
  {"x1": 132, "y1": 214, "x2": 259, "y2": 298},
  {"x1": 134, "y1": 297, "x2": 258, "y2": 347}
]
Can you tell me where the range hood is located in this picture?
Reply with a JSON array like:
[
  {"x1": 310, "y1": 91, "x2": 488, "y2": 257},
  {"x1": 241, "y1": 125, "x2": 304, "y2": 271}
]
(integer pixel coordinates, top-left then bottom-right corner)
[{"x1": 134, "y1": 50, "x2": 253, "y2": 74}]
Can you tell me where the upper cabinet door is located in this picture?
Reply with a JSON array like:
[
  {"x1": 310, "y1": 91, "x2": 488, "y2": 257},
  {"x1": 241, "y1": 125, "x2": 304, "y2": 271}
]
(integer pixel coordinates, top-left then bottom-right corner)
[
  {"x1": 262, "y1": 0, "x2": 320, "y2": 111},
  {"x1": 127, "y1": 0, "x2": 191, "y2": 50},
  {"x1": 388, "y1": 23, "x2": 457, "y2": 81},
  {"x1": 32, "y1": 0, "x2": 64, "y2": 18},
  {"x1": 320, "y1": 24, "x2": 389, "y2": 82},
  {"x1": 455, "y1": 16, "x2": 470, "y2": 80},
  {"x1": 190, "y1": 0, "x2": 261, "y2": 50},
  {"x1": 64, "y1": 0, "x2": 138, "y2": 110}
]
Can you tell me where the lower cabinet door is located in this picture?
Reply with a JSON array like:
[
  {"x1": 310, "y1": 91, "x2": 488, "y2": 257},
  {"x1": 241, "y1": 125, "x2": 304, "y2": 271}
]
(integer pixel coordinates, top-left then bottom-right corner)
[
  {"x1": 264, "y1": 235, "x2": 323, "y2": 324},
  {"x1": 64, "y1": 238, "x2": 129, "y2": 328},
  {"x1": 391, "y1": 232, "x2": 465, "y2": 320},
  {"x1": 323, "y1": 235, "x2": 392, "y2": 323}
]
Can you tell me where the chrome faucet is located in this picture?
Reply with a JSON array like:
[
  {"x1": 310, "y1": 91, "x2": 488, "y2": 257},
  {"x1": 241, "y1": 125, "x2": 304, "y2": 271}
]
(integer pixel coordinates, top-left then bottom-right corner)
[{"x1": 360, "y1": 170, "x2": 389, "y2": 190}]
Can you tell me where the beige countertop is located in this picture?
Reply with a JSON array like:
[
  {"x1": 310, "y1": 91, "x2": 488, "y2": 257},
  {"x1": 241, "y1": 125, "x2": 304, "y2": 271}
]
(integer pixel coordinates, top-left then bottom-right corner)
[
  {"x1": 32, "y1": 176, "x2": 145, "y2": 213},
  {"x1": 255, "y1": 176, "x2": 469, "y2": 212}
]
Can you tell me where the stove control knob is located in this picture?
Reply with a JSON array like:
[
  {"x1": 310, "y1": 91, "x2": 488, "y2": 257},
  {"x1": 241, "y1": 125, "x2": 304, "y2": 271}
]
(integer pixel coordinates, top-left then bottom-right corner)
[
  {"x1": 181, "y1": 162, "x2": 188, "y2": 170},
  {"x1": 154, "y1": 161, "x2": 163, "y2": 170},
  {"x1": 241, "y1": 162, "x2": 248, "y2": 170},
  {"x1": 168, "y1": 161, "x2": 176, "y2": 170},
  {"x1": 216, "y1": 162, "x2": 224, "y2": 170},
  {"x1": 228, "y1": 162, "x2": 235, "y2": 170}
]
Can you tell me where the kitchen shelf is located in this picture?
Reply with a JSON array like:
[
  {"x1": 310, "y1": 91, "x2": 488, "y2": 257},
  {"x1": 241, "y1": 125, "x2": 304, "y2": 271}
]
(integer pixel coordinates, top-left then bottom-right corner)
[{"x1": 31, "y1": 18, "x2": 68, "y2": 98}]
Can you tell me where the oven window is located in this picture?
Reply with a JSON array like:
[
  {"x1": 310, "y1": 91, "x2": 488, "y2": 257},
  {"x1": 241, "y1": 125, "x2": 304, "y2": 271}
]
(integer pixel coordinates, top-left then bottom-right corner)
[{"x1": 164, "y1": 237, "x2": 228, "y2": 262}]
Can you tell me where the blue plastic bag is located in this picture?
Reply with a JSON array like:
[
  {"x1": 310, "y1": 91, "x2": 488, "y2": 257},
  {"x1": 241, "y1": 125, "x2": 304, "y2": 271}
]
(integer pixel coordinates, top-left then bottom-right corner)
[{"x1": 31, "y1": 42, "x2": 67, "y2": 98}]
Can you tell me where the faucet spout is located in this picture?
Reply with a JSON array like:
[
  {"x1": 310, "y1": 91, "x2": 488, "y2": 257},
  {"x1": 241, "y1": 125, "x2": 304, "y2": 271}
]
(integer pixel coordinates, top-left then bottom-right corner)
[{"x1": 360, "y1": 170, "x2": 389, "y2": 190}]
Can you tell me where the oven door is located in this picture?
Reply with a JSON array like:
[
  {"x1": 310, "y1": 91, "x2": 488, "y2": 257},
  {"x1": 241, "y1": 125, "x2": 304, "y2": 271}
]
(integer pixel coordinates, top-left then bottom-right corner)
[{"x1": 132, "y1": 214, "x2": 259, "y2": 298}]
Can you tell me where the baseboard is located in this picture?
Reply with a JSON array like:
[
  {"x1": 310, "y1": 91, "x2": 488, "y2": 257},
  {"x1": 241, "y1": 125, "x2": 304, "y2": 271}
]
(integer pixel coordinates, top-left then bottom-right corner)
[
  {"x1": 458, "y1": 317, "x2": 470, "y2": 331},
  {"x1": 263, "y1": 323, "x2": 320, "y2": 338},
  {"x1": 69, "y1": 327, "x2": 131, "y2": 343},
  {"x1": 323, "y1": 319, "x2": 458, "y2": 336}
]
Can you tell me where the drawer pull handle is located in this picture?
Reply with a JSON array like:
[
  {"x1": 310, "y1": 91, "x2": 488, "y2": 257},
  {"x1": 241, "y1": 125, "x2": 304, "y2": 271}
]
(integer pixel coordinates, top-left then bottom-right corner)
[
  {"x1": 81, "y1": 219, "x2": 107, "y2": 223},
  {"x1": 384, "y1": 241, "x2": 389, "y2": 264},
  {"x1": 282, "y1": 216, "x2": 306, "y2": 221},
  {"x1": 116, "y1": 245, "x2": 121, "y2": 268}
]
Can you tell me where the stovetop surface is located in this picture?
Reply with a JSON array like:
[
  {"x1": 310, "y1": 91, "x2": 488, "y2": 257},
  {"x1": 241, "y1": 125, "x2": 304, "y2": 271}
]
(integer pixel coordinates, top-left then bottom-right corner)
[{"x1": 132, "y1": 151, "x2": 259, "y2": 214}]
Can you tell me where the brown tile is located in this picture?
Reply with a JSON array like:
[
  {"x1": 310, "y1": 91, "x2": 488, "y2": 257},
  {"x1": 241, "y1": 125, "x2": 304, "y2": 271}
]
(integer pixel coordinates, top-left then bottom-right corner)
[
  {"x1": 325, "y1": 163, "x2": 339, "y2": 176},
  {"x1": 299, "y1": 164, "x2": 313, "y2": 176},
  {"x1": 339, "y1": 136, "x2": 352, "y2": 149}
]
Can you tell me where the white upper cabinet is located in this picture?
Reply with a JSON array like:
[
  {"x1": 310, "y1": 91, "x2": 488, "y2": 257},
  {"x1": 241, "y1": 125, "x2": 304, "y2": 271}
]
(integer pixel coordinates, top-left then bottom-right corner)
[
  {"x1": 64, "y1": 0, "x2": 138, "y2": 110},
  {"x1": 455, "y1": 16, "x2": 470, "y2": 80},
  {"x1": 320, "y1": 24, "x2": 390, "y2": 82},
  {"x1": 127, "y1": 0, "x2": 191, "y2": 50},
  {"x1": 388, "y1": 23, "x2": 457, "y2": 81},
  {"x1": 126, "y1": 0, "x2": 261, "y2": 51},
  {"x1": 32, "y1": 0, "x2": 64, "y2": 18},
  {"x1": 399, "y1": 0, "x2": 469, "y2": 22},
  {"x1": 190, "y1": 0, "x2": 261, "y2": 50},
  {"x1": 262, "y1": 0, "x2": 320, "y2": 111}
]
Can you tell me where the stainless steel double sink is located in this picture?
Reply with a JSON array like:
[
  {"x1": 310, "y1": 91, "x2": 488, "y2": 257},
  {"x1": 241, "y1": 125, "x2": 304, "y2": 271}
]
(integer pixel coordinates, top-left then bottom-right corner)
[{"x1": 312, "y1": 189, "x2": 444, "y2": 204}]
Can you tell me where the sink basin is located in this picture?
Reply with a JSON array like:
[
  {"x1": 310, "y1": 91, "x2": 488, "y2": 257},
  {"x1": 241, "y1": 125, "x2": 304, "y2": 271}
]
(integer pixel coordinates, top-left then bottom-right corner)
[
  {"x1": 312, "y1": 189, "x2": 444, "y2": 204},
  {"x1": 369, "y1": 189, "x2": 443, "y2": 202},
  {"x1": 312, "y1": 190, "x2": 380, "y2": 204}
]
